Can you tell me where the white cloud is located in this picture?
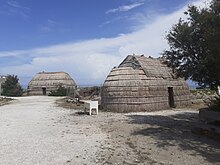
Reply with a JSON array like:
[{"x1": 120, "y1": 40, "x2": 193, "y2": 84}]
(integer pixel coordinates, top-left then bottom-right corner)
[
  {"x1": 4, "y1": 0, "x2": 31, "y2": 18},
  {"x1": 0, "y1": 0, "x2": 211, "y2": 87},
  {"x1": 40, "y1": 19, "x2": 72, "y2": 33},
  {"x1": 106, "y1": 2, "x2": 144, "y2": 14},
  {"x1": 7, "y1": 0, "x2": 30, "y2": 10},
  {"x1": 40, "y1": 19, "x2": 58, "y2": 32}
]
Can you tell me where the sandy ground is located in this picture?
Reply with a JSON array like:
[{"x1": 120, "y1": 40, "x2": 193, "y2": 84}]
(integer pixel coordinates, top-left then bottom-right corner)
[{"x1": 0, "y1": 96, "x2": 220, "y2": 165}]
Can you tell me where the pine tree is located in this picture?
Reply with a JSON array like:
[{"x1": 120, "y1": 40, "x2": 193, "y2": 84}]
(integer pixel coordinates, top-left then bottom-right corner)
[
  {"x1": 163, "y1": 0, "x2": 220, "y2": 89},
  {"x1": 1, "y1": 75, "x2": 23, "y2": 96}
]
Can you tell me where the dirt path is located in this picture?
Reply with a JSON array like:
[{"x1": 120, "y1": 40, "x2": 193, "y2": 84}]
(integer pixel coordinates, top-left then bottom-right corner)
[
  {"x1": 0, "y1": 96, "x2": 220, "y2": 165},
  {"x1": 95, "y1": 111, "x2": 220, "y2": 165},
  {"x1": 57, "y1": 98, "x2": 220, "y2": 164},
  {"x1": 0, "y1": 96, "x2": 105, "y2": 165}
]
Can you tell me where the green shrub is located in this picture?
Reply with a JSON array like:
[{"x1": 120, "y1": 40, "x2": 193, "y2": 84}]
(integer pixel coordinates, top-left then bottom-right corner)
[
  {"x1": 48, "y1": 85, "x2": 67, "y2": 96},
  {"x1": 190, "y1": 89, "x2": 216, "y2": 95}
]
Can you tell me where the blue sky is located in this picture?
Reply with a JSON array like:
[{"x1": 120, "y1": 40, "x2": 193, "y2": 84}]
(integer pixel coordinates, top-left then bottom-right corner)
[{"x1": 0, "y1": 0, "x2": 209, "y2": 87}]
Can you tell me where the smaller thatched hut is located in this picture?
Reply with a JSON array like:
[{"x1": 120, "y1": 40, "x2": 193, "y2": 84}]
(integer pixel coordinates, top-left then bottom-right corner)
[
  {"x1": 27, "y1": 72, "x2": 77, "y2": 96},
  {"x1": 101, "y1": 55, "x2": 191, "y2": 112}
]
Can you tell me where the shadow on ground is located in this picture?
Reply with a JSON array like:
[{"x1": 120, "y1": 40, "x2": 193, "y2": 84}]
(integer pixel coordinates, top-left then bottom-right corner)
[{"x1": 128, "y1": 111, "x2": 220, "y2": 164}]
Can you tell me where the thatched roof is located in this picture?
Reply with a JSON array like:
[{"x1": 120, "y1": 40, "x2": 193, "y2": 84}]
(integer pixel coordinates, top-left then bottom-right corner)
[
  {"x1": 28, "y1": 71, "x2": 76, "y2": 88},
  {"x1": 119, "y1": 55, "x2": 175, "y2": 79},
  {"x1": 101, "y1": 55, "x2": 190, "y2": 112}
]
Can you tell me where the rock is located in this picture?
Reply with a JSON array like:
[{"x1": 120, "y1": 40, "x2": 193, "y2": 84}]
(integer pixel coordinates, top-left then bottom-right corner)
[{"x1": 196, "y1": 93, "x2": 203, "y2": 99}]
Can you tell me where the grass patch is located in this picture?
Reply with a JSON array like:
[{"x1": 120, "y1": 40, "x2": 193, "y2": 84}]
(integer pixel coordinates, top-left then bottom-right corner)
[{"x1": 190, "y1": 88, "x2": 216, "y2": 95}]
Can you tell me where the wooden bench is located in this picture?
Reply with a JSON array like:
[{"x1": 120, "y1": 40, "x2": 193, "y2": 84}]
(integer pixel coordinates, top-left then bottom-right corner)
[{"x1": 83, "y1": 100, "x2": 98, "y2": 115}]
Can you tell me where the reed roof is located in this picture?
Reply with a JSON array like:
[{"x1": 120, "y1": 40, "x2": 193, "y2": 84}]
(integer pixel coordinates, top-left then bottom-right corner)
[
  {"x1": 119, "y1": 55, "x2": 175, "y2": 79},
  {"x1": 28, "y1": 71, "x2": 76, "y2": 87}
]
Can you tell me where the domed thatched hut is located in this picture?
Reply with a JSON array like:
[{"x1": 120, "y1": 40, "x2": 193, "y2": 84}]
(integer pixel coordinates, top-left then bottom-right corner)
[
  {"x1": 27, "y1": 72, "x2": 77, "y2": 96},
  {"x1": 101, "y1": 55, "x2": 190, "y2": 112}
]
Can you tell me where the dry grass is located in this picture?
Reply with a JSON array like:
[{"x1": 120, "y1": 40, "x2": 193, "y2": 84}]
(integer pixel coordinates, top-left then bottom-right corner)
[{"x1": 55, "y1": 97, "x2": 84, "y2": 110}]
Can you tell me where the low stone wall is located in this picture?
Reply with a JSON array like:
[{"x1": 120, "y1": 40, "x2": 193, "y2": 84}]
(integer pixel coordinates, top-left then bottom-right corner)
[{"x1": 0, "y1": 97, "x2": 13, "y2": 106}]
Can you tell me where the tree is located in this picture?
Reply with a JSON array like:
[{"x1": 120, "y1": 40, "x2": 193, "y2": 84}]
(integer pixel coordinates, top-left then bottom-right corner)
[
  {"x1": 163, "y1": 0, "x2": 220, "y2": 89},
  {"x1": 1, "y1": 75, "x2": 23, "y2": 96}
]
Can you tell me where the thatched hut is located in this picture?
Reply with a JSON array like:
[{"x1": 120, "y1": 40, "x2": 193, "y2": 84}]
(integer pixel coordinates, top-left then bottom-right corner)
[
  {"x1": 101, "y1": 55, "x2": 190, "y2": 112},
  {"x1": 27, "y1": 72, "x2": 77, "y2": 96}
]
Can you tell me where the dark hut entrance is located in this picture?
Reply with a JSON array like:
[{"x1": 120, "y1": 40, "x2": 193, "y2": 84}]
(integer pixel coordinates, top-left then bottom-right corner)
[
  {"x1": 42, "y1": 87, "x2": 46, "y2": 95},
  {"x1": 168, "y1": 87, "x2": 175, "y2": 108}
]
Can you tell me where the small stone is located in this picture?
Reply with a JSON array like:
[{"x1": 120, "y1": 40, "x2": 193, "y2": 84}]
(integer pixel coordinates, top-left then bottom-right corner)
[{"x1": 134, "y1": 159, "x2": 140, "y2": 163}]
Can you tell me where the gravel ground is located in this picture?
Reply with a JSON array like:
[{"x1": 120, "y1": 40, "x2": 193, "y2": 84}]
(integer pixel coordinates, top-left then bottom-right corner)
[
  {"x1": 0, "y1": 96, "x2": 105, "y2": 165},
  {"x1": 0, "y1": 96, "x2": 220, "y2": 165}
]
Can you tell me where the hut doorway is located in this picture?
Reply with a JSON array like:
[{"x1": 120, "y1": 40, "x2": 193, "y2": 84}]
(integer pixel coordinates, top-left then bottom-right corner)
[
  {"x1": 168, "y1": 87, "x2": 175, "y2": 108},
  {"x1": 42, "y1": 87, "x2": 46, "y2": 95}
]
